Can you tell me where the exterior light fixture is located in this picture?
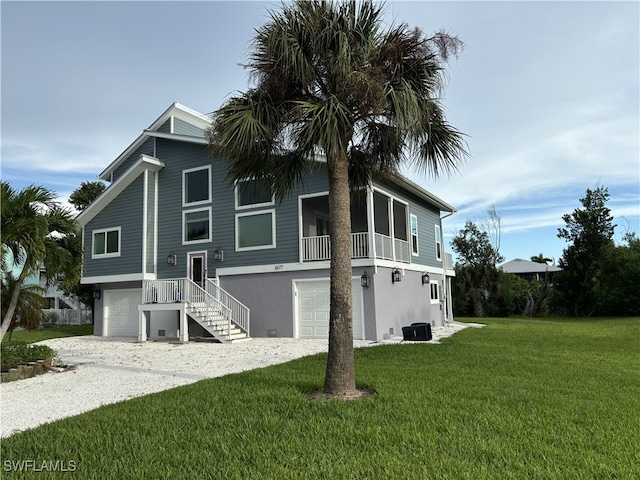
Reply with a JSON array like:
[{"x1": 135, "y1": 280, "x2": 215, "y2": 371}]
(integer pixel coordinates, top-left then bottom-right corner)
[
  {"x1": 93, "y1": 288, "x2": 101, "y2": 300},
  {"x1": 361, "y1": 271, "x2": 370, "y2": 288},
  {"x1": 214, "y1": 247, "x2": 224, "y2": 262},
  {"x1": 422, "y1": 272, "x2": 430, "y2": 285},
  {"x1": 392, "y1": 267, "x2": 402, "y2": 284},
  {"x1": 167, "y1": 253, "x2": 177, "y2": 265}
]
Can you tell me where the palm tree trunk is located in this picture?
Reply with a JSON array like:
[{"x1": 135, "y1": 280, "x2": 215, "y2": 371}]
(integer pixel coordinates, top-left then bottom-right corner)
[
  {"x1": 0, "y1": 266, "x2": 27, "y2": 343},
  {"x1": 323, "y1": 152, "x2": 356, "y2": 395}
]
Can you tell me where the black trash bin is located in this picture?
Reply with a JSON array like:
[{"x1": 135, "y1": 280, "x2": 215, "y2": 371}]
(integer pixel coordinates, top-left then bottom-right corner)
[{"x1": 402, "y1": 322, "x2": 432, "y2": 341}]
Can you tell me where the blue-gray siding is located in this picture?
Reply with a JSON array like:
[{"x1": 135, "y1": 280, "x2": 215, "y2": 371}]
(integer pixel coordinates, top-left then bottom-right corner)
[{"x1": 83, "y1": 176, "x2": 145, "y2": 278}]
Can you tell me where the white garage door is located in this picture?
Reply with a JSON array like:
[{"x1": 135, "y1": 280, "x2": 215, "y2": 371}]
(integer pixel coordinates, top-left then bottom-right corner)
[
  {"x1": 104, "y1": 289, "x2": 141, "y2": 337},
  {"x1": 295, "y1": 279, "x2": 364, "y2": 340}
]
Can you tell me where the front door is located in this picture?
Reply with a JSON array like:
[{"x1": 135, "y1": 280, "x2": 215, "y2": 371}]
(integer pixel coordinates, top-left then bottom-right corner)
[{"x1": 188, "y1": 252, "x2": 207, "y2": 287}]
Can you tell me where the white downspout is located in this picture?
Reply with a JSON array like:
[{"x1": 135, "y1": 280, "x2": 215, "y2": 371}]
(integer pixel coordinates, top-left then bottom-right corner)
[{"x1": 440, "y1": 211, "x2": 455, "y2": 324}]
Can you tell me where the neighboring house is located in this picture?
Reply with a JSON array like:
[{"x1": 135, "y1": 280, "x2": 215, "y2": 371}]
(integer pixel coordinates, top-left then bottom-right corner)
[
  {"x1": 500, "y1": 259, "x2": 562, "y2": 282},
  {"x1": 77, "y1": 103, "x2": 457, "y2": 343},
  {"x1": 32, "y1": 268, "x2": 92, "y2": 325}
]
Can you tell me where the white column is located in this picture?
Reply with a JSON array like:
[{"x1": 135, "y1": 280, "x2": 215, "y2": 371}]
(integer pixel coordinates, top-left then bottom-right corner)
[
  {"x1": 179, "y1": 304, "x2": 189, "y2": 342},
  {"x1": 137, "y1": 309, "x2": 147, "y2": 343}
]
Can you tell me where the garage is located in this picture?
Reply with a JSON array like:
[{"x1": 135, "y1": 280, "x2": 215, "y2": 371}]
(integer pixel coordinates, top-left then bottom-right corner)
[
  {"x1": 295, "y1": 279, "x2": 364, "y2": 340},
  {"x1": 104, "y1": 289, "x2": 141, "y2": 337}
]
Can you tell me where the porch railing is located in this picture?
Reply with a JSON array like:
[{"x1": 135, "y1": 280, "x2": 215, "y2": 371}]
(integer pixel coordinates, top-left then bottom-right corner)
[
  {"x1": 374, "y1": 234, "x2": 410, "y2": 263},
  {"x1": 142, "y1": 278, "x2": 245, "y2": 336},
  {"x1": 302, "y1": 232, "x2": 369, "y2": 261},
  {"x1": 206, "y1": 279, "x2": 250, "y2": 334}
]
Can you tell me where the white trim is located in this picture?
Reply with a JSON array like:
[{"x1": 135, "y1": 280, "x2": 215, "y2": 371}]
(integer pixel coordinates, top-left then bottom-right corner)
[
  {"x1": 142, "y1": 170, "x2": 148, "y2": 275},
  {"x1": 235, "y1": 209, "x2": 276, "y2": 251},
  {"x1": 170, "y1": 115, "x2": 174, "y2": 134},
  {"x1": 216, "y1": 258, "x2": 442, "y2": 277},
  {"x1": 435, "y1": 224, "x2": 442, "y2": 261},
  {"x1": 91, "y1": 227, "x2": 122, "y2": 259},
  {"x1": 143, "y1": 130, "x2": 209, "y2": 145},
  {"x1": 234, "y1": 178, "x2": 275, "y2": 210},
  {"x1": 410, "y1": 214, "x2": 419, "y2": 256},
  {"x1": 81, "y1": 273, "x2": 156, "y2": 284},
  {"x1": 78, "y1": 155, "x2": 164, "y2": 226},
  {"x1": 153, "y1": 171, "x2": 159, "y2": 275},
  {"x1": 187, "y1": 250, "x2": 208, "y2": 284},
  {"x1": 182, "y1": 207, "x2": 212, "y2": 245},
  {"x1": 182, "y1": 165, "x2": 212, "y2": 207}
]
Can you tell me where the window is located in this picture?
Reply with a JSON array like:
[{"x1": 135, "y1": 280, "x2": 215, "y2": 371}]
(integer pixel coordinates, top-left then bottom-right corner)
[
  {"x1": 236, "y1": 210, "x2": 275, "y2": 250},
  {"x1": 435, "y1": 225, "x2": 442, "y2": 261},
  {"x1": 316, "y1": 214, "x2": 331, "y2": 236},
  {"x1": 92, "y1": 227, "x2": 121, "y2": 258},
  {"x1": 183, "y1": 208, "x2": 211, "y2": 244},
  {"x1": 392, "y1": 201, "x2": 408, "y2": 241},
  {"x1": 410, "y1": 214, "x2": 419, "y2": 255},
  {"x1": 430, "y1": 281, "x2": 440, "y2": 304},
  {"x1": 183, "y1": 166, "x2": 211, "y2": 206},
  {"x1": 235, "y1": 178, "x2": 274, "y2": 209}
]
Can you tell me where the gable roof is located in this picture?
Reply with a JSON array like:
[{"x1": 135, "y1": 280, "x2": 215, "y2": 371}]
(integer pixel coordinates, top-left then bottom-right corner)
[
  {"x1": 98, "y1": 103, "x2": 210, "y2": 181},
  {"x1": 500, "y1": 258, "x2": 562, "y2": 274},
  {"x1": 77, "y1": 155, "x2": 165, "y2": 226}
]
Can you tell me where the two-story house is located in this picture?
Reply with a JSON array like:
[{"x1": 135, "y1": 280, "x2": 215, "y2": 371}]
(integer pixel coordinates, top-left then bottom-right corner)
[{"x1": 77, "y1": 103, "x2": 456, "y2": 343}]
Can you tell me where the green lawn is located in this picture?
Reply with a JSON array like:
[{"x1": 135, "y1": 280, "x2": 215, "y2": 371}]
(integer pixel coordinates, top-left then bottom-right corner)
[
  {"x1": 1, "y1": 325, "x2": 93, "y2": 345},
  {"x1": 2, "y1": 317, "x2": 638, "y2": 479}
]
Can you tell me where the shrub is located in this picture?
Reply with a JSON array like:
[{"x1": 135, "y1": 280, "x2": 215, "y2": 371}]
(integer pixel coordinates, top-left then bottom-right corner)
[{"x1": 0, "y1": 341, "x2": 55, "y2": 371}]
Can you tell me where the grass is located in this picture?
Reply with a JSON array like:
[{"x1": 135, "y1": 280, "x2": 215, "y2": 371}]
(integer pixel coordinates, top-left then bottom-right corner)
[
  {"x1": 1, "y1": 317, "x2": 639, "y2": 479},
  {"x1": 1, "y1": 324, "x2": 93, "y2": 345}
]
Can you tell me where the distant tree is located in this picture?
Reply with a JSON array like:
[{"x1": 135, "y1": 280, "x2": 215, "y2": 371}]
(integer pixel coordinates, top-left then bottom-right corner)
[
  {"x1": 209, "y1": 0, "x2": 468, "y2": 396},
  {"x1": 593, "y1": 232, "x2": 640, "y2": 316},
  {"x1": 555, "y1": 185, "x2": 615, "y2": 316},
  {"x1": 530, "y1": 253, "x2": 552, "y2": 264},
  {"x1": 1, "y1": 182, "x2": 82, "y2": 342},
  {"x1": 67, "y1": 181, "x2": 105, "y2": 322},
  {"x1": 68, "y1": 181, "x2": 105, "y2": 211},
  {"x1": 451, "y1": 221, "x2": 504, "y2": 317}
]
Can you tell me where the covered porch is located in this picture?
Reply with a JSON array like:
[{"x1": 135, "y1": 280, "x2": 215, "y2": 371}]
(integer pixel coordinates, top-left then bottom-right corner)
[{"x1": 299, "y1": 191, "x2": 411, "y2": 263}]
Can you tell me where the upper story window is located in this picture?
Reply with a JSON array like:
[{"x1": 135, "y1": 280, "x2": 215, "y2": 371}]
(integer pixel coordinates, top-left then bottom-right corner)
[
  {"x1": 235, "y1": 178, "x2": 274, "y2": 210},
  {"x1": 183, "y1": 207, "x2": 212, "y2": 244},
  {"x1": 410, "y1": 214, "x2": 419, "y2": 255},
  {"x1": 183, "y1": 166, "x2": 211, "y2": 206},
  {"x1": 236, "y1": 209, "x2": 276, "y2": 251},
  {"x1": 92, "y1": 227, "x2": 121, "y2": 259},
  {"x1": 435, "y1": 225, "x2": 442, "y2": 261}
]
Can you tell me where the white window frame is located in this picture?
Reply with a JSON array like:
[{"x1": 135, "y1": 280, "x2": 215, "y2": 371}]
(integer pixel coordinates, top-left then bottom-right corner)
[
  {"x1": 182, "y1": 207, "x2": 212, "y2": 245},
  {"x1": 92, "y1": 227, "x2": 121, "y2": 259},
  {"x1": 430, "y1": 280, "x2": 440, "y2": 304},
  {"x1": 235, "y1": 178, "x2": 275, "y2": 210},
  {"x1": 182, "y1": 165, "x2": 212, "y2": 207},
  {"x1": 410, "y1": 214, "x2": 419, "y2": 256},
  {"x1": 435, "y1": 224, "x2": 442, "y2": 261},
  {"x1": 235, "y1": 209, "x2": 276, "y2": 251}
]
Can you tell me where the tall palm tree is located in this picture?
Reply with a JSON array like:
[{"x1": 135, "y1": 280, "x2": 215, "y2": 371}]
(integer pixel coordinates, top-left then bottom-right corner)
[
  {"x1": 208, "y1": 0, "x2": 468, "y2": 396},
  {"x1": 1, "y1": 182, "x2": 82, "y2": 342}
]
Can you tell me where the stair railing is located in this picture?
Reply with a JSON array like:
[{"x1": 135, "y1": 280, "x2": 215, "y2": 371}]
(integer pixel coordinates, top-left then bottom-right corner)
[{"x1": 206, "y1": 279, "x2": 250, "y2": 335}]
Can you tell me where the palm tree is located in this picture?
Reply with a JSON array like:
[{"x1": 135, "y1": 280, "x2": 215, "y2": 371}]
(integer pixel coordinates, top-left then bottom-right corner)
[
  {"x1": 1, "y1": 271, "x2": 46, "y2": 339},
  {"x1": 208, "y1": 0, "x2": 468, "y2": 396},
  {"x1": 1, "y1": 182, "x2": 82, "y2": 342},
  {"x1": 530, "y1": 253, "x2": 552, "y2": 264}
]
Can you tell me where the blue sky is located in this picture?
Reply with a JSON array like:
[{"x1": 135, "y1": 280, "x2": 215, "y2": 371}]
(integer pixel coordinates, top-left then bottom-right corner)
[{"x1": 2, "y1": 1, "x2": 638, "y2": 264}]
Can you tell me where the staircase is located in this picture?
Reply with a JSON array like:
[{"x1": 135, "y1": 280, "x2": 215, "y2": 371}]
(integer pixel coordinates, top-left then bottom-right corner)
[{"x1": 143, "y1": 278, "x2": 250, "y2": 343}]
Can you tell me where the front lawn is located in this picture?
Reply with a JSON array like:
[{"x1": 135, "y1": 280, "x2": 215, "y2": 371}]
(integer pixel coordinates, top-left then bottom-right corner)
[
  {"x1": 1, "y1": 324, "x2": 93, "y2": 345},
  {"x1": 1, "y1": 317, "x2": 638, "y2": 479}
]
